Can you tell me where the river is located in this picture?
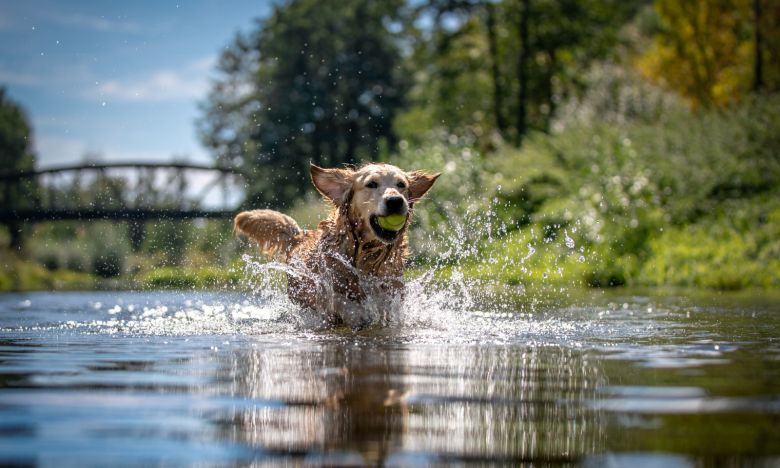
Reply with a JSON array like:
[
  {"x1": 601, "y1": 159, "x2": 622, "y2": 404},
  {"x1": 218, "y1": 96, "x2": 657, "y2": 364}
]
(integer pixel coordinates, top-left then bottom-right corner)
[{"x1": 0, "y1": 288, "x2": 778, "y2": 466}]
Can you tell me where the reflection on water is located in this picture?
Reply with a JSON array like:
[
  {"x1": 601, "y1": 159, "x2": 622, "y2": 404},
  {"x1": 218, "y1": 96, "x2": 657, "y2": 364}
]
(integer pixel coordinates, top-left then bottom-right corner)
[
  {"x1": 219, "y1": 344, "x2": 607, "y2": 464},
  {"x1": 0, "y1": 290, "x2": 778, "y2": 465}
]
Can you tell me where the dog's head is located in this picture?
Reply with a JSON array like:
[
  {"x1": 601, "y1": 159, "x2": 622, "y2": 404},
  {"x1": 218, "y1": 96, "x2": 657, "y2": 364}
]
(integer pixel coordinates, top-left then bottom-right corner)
[{"x1": 311, "y1": 163, "x2": 440, "y2": 244}]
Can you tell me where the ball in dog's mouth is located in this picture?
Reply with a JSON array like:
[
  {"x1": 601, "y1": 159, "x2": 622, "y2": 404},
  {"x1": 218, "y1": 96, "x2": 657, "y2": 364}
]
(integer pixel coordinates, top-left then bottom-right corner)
[{"x1": 370, "y1": 214, "x2": 407, "y2": 241}]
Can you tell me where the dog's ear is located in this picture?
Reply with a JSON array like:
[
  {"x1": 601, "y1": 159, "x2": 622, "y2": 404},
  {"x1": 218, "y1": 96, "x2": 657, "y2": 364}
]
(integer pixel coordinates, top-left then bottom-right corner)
[
  {"x1": 407, "y1": 171, "x2": 441, "y2": 202},
  {"x1": 311, "y1": 163, "x2": 354, "y2": 205}
]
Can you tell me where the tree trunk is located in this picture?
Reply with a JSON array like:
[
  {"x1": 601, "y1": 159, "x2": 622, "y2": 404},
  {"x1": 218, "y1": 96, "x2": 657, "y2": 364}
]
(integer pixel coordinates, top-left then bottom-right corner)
[
  {"x1": 486, "y1": 2, "x2": 507, "y2": 136},
  {"x1": 753, "y1": 0, "x2": 764, "y2": 92},
  {"x1": 516, "y1": 0, "x2": 530, "y2": 145}
]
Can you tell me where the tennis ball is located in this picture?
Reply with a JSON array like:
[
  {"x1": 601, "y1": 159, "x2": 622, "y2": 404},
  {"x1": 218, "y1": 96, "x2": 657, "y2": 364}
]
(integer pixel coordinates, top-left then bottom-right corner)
[{"x1": 376, "y1": 214, "x2": 407, "y2": 231}]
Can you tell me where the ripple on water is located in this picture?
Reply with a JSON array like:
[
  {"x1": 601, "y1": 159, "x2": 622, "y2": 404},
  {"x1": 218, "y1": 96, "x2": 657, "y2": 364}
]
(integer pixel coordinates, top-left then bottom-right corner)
[{"x1": 0, "y1": 259, "x2": 771, "y2": 373}]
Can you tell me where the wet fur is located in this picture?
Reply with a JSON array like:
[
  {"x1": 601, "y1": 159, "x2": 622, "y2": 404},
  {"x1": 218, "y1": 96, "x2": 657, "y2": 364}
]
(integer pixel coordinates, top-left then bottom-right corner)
[{"x1": 234, "y1": 163, "x2": 439, "y2": 324}]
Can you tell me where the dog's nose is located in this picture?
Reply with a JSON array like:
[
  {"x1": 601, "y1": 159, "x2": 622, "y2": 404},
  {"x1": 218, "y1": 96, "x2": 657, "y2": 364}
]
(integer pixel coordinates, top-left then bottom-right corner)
[{"x1": 384, "y1": 196, "x2": 406, "y2": 213}]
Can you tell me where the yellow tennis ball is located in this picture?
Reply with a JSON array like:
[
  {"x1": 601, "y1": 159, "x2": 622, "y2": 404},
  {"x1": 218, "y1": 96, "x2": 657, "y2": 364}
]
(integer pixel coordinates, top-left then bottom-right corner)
[{"x1": 376, "y1": 214, "x2": 407, "y2": 231}]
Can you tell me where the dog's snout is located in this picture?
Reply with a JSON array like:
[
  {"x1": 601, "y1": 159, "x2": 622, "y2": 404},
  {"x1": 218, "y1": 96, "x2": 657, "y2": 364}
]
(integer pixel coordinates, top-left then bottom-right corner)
[{"x1": 384, "y1": 196, "x2": 406, "y2": 213}]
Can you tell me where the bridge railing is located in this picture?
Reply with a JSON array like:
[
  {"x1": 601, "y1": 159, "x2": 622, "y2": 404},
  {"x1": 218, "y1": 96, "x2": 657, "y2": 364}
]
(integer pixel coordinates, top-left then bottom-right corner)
[{"x1": 0, "y1": 162, "x2": 246, "y2": 223}]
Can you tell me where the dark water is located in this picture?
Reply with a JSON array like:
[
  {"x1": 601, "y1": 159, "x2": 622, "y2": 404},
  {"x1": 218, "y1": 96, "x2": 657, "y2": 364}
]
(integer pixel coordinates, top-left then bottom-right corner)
[{"x1": 0, "y1": 289, "x2": 778, "y2": 466}]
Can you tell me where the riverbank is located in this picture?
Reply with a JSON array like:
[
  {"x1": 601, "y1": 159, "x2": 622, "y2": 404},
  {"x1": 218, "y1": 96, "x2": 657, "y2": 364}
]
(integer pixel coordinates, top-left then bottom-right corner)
[
  {"x1": 438, "y1": 191, "x2": 780, "y2": 291},
  {"x1": 2, "y1": 243, "x2": 778, "y2": 293}
]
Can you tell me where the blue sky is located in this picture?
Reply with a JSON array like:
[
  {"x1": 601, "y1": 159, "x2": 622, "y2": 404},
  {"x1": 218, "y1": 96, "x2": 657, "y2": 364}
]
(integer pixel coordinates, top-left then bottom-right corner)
[{"x1": 0, "y1": 0, "x2": 273, "y2": 167}]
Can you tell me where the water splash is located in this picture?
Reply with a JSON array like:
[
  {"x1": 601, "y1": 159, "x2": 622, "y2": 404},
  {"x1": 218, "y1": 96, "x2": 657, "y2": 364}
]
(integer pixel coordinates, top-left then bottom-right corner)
[
  {"x1": 226, "y1": 197, "x2": 601, "y2": 333},
  {"x1": 3, "y1": 202, "x2": 609, "y2": 341},
  {"x1": 564, "y1": 229, "x2": 576, "y2": 249}
]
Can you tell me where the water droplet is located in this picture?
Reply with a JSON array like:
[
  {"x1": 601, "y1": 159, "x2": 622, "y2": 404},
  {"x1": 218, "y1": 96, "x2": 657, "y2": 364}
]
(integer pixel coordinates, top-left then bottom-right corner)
[{"x1": 564, "y1": 230, "x2": 575, "y2": 249}]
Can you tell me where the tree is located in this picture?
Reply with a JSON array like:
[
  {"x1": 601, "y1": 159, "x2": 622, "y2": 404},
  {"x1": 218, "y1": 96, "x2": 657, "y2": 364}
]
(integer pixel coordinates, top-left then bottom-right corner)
[
  {"x1": 505, "y1": 0, "x2": 647, "y2": 140},
  {"x1": 638, "y1": 0, "x2": 780, "y2": 108},
  {"x1": 0, "y1": 88, "x2": 38, "y2": 249},
  {"x1": 396, "y1": 0, "x2": 646, "y2": 145},
  {"x1": 199, "y1": 0, "x2": 407, "y2": 208}
]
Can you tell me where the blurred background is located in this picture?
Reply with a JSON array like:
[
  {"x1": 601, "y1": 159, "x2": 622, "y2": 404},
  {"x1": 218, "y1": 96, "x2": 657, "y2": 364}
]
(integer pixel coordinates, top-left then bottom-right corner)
[{"x1": 1, "y1": 0, "x2": 778, "y2": 292}]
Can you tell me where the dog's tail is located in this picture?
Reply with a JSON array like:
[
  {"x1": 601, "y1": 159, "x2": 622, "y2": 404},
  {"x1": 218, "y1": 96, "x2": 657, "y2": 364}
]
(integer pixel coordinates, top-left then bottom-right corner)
[{"x1": 234, "y1": 209, "x2": 302, "y2": 257}]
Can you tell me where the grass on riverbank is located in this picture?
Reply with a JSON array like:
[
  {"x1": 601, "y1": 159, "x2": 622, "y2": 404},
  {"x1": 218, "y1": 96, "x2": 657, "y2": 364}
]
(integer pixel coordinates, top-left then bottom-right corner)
[
  {"x1": 0, "y1": 255, "x2": 95, "y2": 291},
  {"x1": 0, "y1": 251, "x2": 245, "y2": 292},
  {"x1": 434, "y1": 191, "x2": 780, "y2": 291}
]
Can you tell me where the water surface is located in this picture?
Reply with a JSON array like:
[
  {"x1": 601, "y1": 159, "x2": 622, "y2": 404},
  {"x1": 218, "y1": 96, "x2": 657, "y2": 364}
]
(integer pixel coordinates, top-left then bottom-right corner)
[{"x1": 0, "y1": 289, "x2": 778, "y2": 466}]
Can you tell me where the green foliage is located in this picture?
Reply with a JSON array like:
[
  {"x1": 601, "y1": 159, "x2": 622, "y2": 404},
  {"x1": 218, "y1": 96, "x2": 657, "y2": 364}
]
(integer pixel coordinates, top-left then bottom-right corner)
[
  {"x1": 199, "y1": 0, "x2": 407, "y2": 207},
  {"x1": 395, "y1": 85, "x2": 780, "y2": 291},
  {"x1": 143, "y1": 220, "x2": 192, "y2": 267},
  {"x1": 0, "y1": 88, "x2": 36, "y2": 174},
  {"x1": 552, "y1": 63, "x2": 685, "y2": 129},
  {"x1": 0, "y1": 87, "x2": 39, "y2": 249},
  {"x1": 29, "y1": 223, "x2": 129, "y2": 278},
  {"x1": 638, "y1": 194, "x2": 780, "y2": 289},
  {"x1": 3, "y1": 216, "x2": 246, "y2": 291},
  {"x1": 91, "y1": 250, "x2": 124, "y2": 279},
  {"x1": 399, "y1": 0, "x2": 648, "y2": 143},
  {"x1": 395, "y1": 13, "x2": 495, "y2": 141},
  {"x1": 0, "y1": 252, "x2": 94, "y2": 292}
]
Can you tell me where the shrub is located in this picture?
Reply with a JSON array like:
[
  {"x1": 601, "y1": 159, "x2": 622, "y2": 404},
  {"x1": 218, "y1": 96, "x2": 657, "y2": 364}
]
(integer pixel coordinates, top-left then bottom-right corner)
[
  {"x1": 392, "y1": 91, "x2": 780, "y2": 290},
  {"x1": 91, "y1": 251, "x2": 123, "y2": 278}
]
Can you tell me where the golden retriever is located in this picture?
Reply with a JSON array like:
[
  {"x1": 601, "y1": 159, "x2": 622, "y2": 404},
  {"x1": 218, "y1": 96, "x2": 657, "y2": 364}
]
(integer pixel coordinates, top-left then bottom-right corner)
[{"x1": 234, "y1": 163, "x2": 439, "y2": 326}]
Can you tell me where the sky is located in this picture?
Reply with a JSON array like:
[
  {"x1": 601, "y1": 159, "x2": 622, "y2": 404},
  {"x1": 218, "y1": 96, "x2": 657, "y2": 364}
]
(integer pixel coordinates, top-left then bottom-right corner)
[{"x1": 0, "y1": 0, "x2": 273, "y2": 168}]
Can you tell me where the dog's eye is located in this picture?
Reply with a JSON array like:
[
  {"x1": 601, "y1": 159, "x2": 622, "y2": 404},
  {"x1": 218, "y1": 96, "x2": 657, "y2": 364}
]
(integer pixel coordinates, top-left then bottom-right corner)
[
  {"x1": 396, "y1": 181, "x2": 406, "y2": 189},
  {"x1": 366, "y1": 181, "x2": 378, "y2": 189}
]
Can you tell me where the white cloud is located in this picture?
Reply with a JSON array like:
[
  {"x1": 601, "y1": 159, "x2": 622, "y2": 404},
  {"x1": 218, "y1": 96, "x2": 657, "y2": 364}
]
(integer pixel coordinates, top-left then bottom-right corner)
[{"x1": 95, "y1": 56, "x2": 216, "y2": 103}]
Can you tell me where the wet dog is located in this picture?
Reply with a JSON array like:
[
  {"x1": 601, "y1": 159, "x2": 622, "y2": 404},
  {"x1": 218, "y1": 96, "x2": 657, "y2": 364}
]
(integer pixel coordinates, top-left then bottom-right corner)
[{"x1": 234, "y1": 163, "x2": 439, "y2": 325}]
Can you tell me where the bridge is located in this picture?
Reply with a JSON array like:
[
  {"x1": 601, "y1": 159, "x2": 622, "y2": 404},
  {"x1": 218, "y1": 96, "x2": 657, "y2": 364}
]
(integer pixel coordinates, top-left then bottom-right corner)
[{"x1": 0, "y1": 162, "x2": 246, "y2": 223}]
